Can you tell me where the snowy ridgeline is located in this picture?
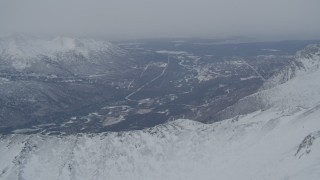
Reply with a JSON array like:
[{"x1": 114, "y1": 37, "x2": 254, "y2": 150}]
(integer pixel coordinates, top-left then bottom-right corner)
[
  {"x1": 1, "y1": 45, "x2": 320, "y2": 180},
  {"x1": 1, "y1": 106, "x2": 320, "y2": 180},
  {"x1": 0, "y1": 34, "x2": 124, "y2": 71},
  {"x1": 0, "y1": 34, "x2": 121, "y2": 59}
]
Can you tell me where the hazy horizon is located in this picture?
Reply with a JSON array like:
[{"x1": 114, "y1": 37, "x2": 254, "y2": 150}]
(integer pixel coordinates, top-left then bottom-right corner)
[{"x1": 1, "y1": 0, "x2": 320, "y2": 40}]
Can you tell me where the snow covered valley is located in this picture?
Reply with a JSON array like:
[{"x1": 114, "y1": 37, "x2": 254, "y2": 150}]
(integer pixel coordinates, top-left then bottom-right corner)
[{"x1": 1, "y1": 44, "x2": 320, "y2": 179}]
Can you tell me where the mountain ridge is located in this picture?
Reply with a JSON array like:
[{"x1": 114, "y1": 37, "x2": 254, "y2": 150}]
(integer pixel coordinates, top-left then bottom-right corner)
[
  {"x1": 0, "y1": 34, "x2": 125, "y2": 72},
  {"x1": 213, "y1": 44, "x2": 320, "y2": 121}
]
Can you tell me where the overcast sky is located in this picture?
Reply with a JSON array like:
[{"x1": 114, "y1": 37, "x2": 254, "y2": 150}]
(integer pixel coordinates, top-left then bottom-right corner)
[{"x1": 1, "y1": 0, "x2": 320, "y2": 40}]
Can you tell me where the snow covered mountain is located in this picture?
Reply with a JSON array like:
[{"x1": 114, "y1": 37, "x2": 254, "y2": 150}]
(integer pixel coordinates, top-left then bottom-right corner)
[
  {"x1": 0, "y1": 34, "x2": 119, "y2": 59},
  {"x1": 215, "y1": 44, "x2": 320, "y2": 120},
  {"x1": 1, "y1": 44, "x2": 320, "y2": 180},
  {"x1": 0, "y1": 35, "x2": 132, "y2": 130},
  {"x1": 0, "y1": 34, "x2": 125, "y2": 75}
]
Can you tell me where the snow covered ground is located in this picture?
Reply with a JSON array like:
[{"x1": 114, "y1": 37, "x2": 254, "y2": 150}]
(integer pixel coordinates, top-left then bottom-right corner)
[
  {"x1": 0, "y1": 105, "x2": 319, "y2": 180},
  {"x1": 0, "y1": 45, "x2": 320, "y2": 180}
]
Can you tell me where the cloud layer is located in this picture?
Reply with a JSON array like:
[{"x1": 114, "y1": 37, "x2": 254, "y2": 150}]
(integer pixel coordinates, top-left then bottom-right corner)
[{"x1": 1, "y1": 0, "x2": 320, "y2": 39}]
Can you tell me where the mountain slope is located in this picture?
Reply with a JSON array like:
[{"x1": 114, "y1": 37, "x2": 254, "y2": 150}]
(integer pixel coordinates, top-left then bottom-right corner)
[
  {"x1": 0, "y1": 34, "x2": 126, "y2": 76},
  {"x1": 0, "y1": 44, "x2": 320, "y2": 180},
  {"x1": 0, "y1": 35, "x2": 133, "y2": 130},
  {"x1": 214, "y1": 44, "x2": 320, "y2": 121},
  {"x1": 0, "y1": 104, "x2": 320, "y2": 180}
]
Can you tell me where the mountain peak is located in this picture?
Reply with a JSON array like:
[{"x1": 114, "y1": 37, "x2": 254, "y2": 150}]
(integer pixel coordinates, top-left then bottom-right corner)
[
  {"x1": 52, "y1": 36, "x2": 83, "y2": 50},
  {"x1": 0, "y1": 34, "x2": 119, "y2": 60}
]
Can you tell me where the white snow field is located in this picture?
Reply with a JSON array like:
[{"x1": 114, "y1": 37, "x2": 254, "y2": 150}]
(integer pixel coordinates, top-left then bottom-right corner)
[{"x1": 1, "y1": 45, "x2": 320, "y2": 180}]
